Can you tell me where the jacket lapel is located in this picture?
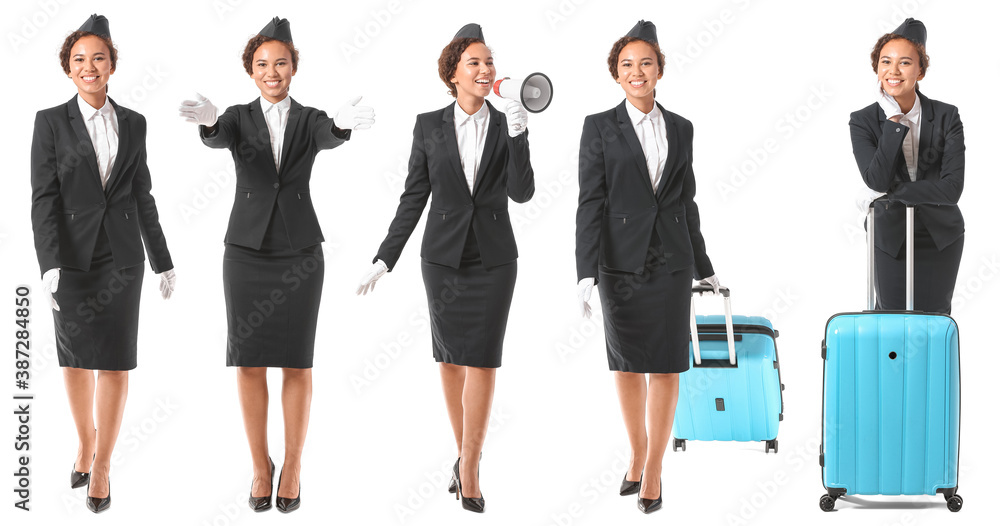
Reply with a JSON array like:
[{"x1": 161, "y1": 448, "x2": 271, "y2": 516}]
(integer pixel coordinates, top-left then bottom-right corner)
[
  {"x1": 471, "y1": 100, "x2": 501, "y2": 198},
  {"x1": 278, "y1": 98, "x2": 302, "y2": 176},
  {"x1": 616, "y1": 101, "x2": 656, "y2": 196},
  {"x1": 441, "y1": 102, "x2": 471, "y2": 197},
  {"x1": 249, "y1": 98, "x2": 279, "y2": 179},
  {"x1": 876, "y1": 103, "x2": 910, "y2": 183},
  {"x1": 915, "y1": 91, "x2": 935, "y2": 179},
  {"x1": 103, "y1": 97, "x2": 129, "y2": 195},
  {"x1": 654, "y1": 102, "x2": 679, "y2": 197},
  {"x1": 66, "y1": 95, "x2": 104, "y2": 189}
]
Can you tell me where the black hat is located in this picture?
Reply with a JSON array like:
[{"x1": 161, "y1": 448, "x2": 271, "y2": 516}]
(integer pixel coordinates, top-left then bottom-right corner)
[
  {"x1": 259, "y1": 17, "x2": 292, "y2": 42},
  {"x1": 625, "y1": 20, "x2": 657, "y2": 45},
  {"x1": 78, "y1": 14, "x2": 110, "y2": 39},
  {"x1": 891, "y1": 18, "x2": 926, "y2": 47},
  {"x1": 453, "y1": 23, "x2": 484, "y2": 41}
]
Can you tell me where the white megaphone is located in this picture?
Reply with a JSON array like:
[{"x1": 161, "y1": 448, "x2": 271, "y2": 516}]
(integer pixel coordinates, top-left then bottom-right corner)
[{"x1": 492, "y1": 72, "x2": 553, "y2": 113}]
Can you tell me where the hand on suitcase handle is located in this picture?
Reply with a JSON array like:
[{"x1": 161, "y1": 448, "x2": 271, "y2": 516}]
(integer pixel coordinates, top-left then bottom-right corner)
[{"x1": 693, "y1": 275, "x2": 725, "y2": 296}]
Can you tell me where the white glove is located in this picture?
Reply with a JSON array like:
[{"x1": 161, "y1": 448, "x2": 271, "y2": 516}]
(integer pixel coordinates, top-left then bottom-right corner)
[
  {"x1": 158, "y1": 269, "x2": 176, "y2": 300},
  {"x1": 698, "y1": 275, "x2": 721, "y2": 295},
  {"x1": 334, "y1": 96, "x2": 375, "y2": 131},
  {"x1": 856, "y1": 187, "x2": 887, "y2": 227},
  {"x1": 178, "y1": 93, "x2": 219, "y2": 126},
  {"x1": 875, "y1": 78, "x2": 903, "y2": 122},
  {"x1": 577, "y1": 277, "x2": 594, "y2": 318},
  {"x1": 357, "y1": 260, "x2": 388, "y2": 295},
  {"x1": 43, "y1": 268, "x2": 60, "y2": 311},
  {"x1": 503, "y1": 99, "x2": 528, "y2": 137}
]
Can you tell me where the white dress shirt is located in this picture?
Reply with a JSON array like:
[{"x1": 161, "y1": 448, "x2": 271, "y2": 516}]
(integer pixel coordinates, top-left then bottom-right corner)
[
  {"x1": 453, "y1": 101, "x2": 490, "y2": 193},
  {"x1": 260, "y1": 96, "x2": 291, "y2": 171},
  {"x1": 625, "y1": 99, "x2": 668, "y2": 191},
  {"x1": 76, "y1": 95, "x2": 119, "y2": 188},
  {"x1": 899, "y1": 96, "x2": 921, "y2": 182}
]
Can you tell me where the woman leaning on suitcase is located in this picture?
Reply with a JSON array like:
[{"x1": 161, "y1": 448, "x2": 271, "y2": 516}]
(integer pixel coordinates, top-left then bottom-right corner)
[
  {"x1": 177, "y1": 17, "x2": 374, "y2": 513},
  {"x1": 356, "y1": 23, "x2": 534, "y2": 514},
  {"x1": 575, "y1": 20, "x2": 722, "y2": 515},
  {"x1": 30, "y1": 14, "x2": 176, "y2": 513},
  {"x1": 851, "y1": 18, "x2": 964, "y2": 314}
]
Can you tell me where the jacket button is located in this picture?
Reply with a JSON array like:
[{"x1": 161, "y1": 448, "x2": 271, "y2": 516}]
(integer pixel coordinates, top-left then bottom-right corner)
[
  {"x1": 895, "y1": 128, "x2": 901, "y2": 132},
  {"x1": 273, "y1": 183, "x2": 280, "y2": 189}
]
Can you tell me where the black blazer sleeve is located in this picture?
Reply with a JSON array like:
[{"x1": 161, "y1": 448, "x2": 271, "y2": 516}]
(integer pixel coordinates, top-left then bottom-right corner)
[
  {"x1": 505, "y1": 131, "x2": 534, "y2": 203},
  {"x1": 575, "y1": 115, "x2": 606, "y2": 282},
  {"x1": 312, "y1": 111, "x2": 351, "y2": 150},
  {"x1": 374, "y1": 118, "x2": 431, "y2": 270},
  {"x1": 30, "y1": 111, "x2": 62, "y2": 277},
  {"x1": 131, "y1": 115, "x2": 173, "y2": 273},
  {"x1": 891, "y1": 110, "x2": 964, "y2": 205},
  {"x1": 681, "y1": 120, "x2": 714, "y2": 280},
  {"x1": 199, "y1": 105, "x2": 239, "y2": 149},
  {"x1": 849, "y1": 109, "x2": 907, "y2": 193}
]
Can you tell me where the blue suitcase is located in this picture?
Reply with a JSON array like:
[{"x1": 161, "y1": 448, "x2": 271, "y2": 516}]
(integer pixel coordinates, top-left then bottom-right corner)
[
  {"x1": 820, "y1": 205, "x2": 962, "y2": 512},
  {"x1": 672, "y1": 286, "x2": 784, "y2": 453}
]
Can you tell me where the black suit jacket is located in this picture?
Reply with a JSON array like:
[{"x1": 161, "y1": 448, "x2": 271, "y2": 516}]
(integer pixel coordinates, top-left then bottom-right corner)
[
  {"x1": 199, "y1": 97, "x2": 350, "y2": 249},
  {"x1": 375, "y1": 100, "x2": 534, "y2": 270},
  {"x1": 849, "y1": 91, "x2": 965, "y2": 256},
  {"x1": 31, "y1": 95, "x2": 173, "y2": 276},
  {"x1": 576, "y1": 101, "x2": 714, "y2": 281}
]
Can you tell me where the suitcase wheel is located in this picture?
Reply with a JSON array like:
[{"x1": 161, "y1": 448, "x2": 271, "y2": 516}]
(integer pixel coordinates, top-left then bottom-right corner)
[
  {"x1": 672, "y1": 438, "x2": 686, "y2": 452},
  {"x1": 765, "y1": 439, "x2": 778, "y2": 454},
  {"x1": 947, "y1": 495, "x2": 963, "y2": 512},
  {"x1": 819, "y1": 494, "x2": 836, "y2": 512}
]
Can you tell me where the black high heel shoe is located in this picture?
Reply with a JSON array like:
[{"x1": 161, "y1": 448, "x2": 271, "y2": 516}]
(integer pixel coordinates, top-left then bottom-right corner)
[
  {"x1": 72, "y1": 452, "x2": 95, "y2": 489},
  {"x1": 619, "y1": 473, "x2": 641, "y2": 496},
  {"x1": 276, "y1": 467, "x2": 301, "y2": 513},
  {"x1": 637, "y1": 478, "x2": 662, "y2": 514},
  {"x1": 248, "y1": 457, "x2": 275, "y2": 512},
  {"x1": 86, "y1": 473, "x2": 111, "y2": 513},
  {"x1": 448, "y1": 458, "x2": 459, "y2": 494},
  {"x1": 455, "y1": 456, "x2": 485, "y2": 513}
]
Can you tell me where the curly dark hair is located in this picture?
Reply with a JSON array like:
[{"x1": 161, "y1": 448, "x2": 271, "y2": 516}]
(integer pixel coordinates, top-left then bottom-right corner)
[
  {"x1": 870, "y1": 34, "x2": 929, "y2": 75},
  {"x1": 242, "y1": 35, "x2": 299, "y2": 75},
  {"x1": 607, "y1": 36, "x2": 665, "y2": 80},
  {"x1": 438, "y1": 37, "x2": 486, "y2": 98},
  {"x1": 59, "y1": 30, "x2": 117, "y2": 74}
]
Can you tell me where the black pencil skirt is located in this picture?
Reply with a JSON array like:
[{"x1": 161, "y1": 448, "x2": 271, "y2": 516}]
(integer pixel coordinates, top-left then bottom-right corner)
[
  {"x1": 874, "y1": 224, "x2": 964, "y2": 315},
  {"x1": 223, "y1": 241, "x2": 324, "y2": 368},
  {"x1": 53, "y1": 228, "x2": 144, "y2": 371},
  {"x1": 420, "y1": 227, "x2": 516, "y2": 368},
  {"x1": 598, "y1": 242, "x2": 693, "y2": 374}
]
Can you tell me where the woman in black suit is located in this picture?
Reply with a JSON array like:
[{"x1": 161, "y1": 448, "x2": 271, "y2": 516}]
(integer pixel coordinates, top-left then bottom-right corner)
[
  {"x1": 30, "y1": 14, "x2": 175, "y2": 513},
  {"x1": 850, "y1": 18, "x2": 964, "y2": 314},
  {"x1": 575, "y1": 20, "x2": 720, "y2": 514},
  {"x1": 356, "y1": 23, "x2": 533, "y2": 514},
  {"x1": 178, "y1": 17, "x2": 373, "y2": 513}
]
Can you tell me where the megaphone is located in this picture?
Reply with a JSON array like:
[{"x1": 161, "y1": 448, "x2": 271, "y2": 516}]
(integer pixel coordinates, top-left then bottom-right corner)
[{"x1": 492, "y1": 72, "x2": 553, "y2": 113}]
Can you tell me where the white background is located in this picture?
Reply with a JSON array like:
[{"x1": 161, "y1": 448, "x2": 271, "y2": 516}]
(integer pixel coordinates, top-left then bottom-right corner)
[{"x1": 1, "y1": 0, "x2": 997, "y2": 524}]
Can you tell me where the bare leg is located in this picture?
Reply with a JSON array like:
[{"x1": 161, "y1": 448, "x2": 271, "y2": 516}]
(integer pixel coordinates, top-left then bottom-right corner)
[
  {"x1": 237, "y1": 367, "x2": 271, "y2": 498},
  {"x1": 614, "y1": 371, "x2": 648, "y2": 482},
  {"x1": 63, "y1": 368, "x2": 97, "y2": 474},
  {"x1": 439, "y1": 363, "x2": 467, "y2": 455},
  {"x1": 277, "y1": 368, "x2": 312, "y2": 499},
  {"x1": 458, "y1": 366, "x2": 496, "y2": 498},
  {"x1": 88, "y1": 370, "x2": 128, "y2": 499},
  {"x1": 641, "y1": 373, "x2": 679, "y2": 499}
]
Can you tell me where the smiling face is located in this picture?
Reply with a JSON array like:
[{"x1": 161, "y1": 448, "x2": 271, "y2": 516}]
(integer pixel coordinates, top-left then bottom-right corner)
[
  {"x1": 450, "y1": 42, "x2": 494, "y2": 102},
  {"x1": 878, "y1": 37, "x2": 924, "y2": 100},
  {"x1": 251, "y1": 40, "x2": 295, "y2": 103},
  {"x1": 68, "y1": 35, "x2": 114, "y2": 105},
  {"x1": 616, "y1": 40, "x2": 662, "y2": 105}
]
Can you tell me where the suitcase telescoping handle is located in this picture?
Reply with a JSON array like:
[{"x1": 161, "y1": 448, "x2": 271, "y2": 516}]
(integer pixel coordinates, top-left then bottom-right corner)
[
  {"x1": 867, "y1": 200, "x2": 915, "y2": 310},
  {"x1": 690, "y1": 285, "x2": 736, "y2": 366}
]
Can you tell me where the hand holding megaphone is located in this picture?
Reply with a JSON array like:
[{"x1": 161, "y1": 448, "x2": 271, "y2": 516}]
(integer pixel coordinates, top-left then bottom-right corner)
[{"x1": 492, "y1": 72, "x2": 553, "y2": 113}]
